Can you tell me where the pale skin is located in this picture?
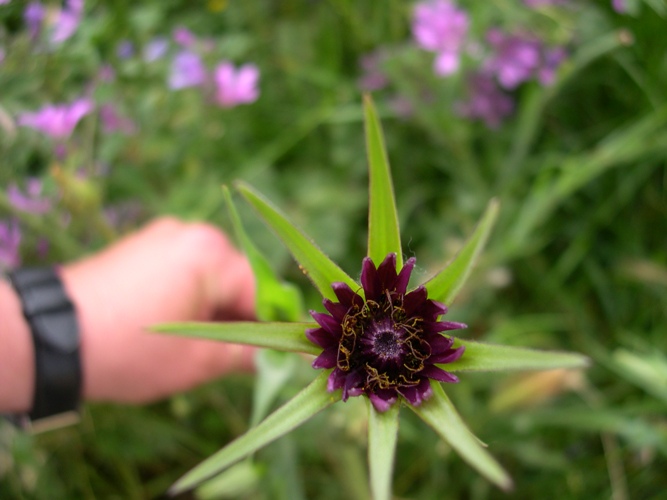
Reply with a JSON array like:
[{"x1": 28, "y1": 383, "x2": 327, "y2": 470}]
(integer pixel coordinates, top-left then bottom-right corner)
[{"x1": 0, "y1": 217, "x2": 256, "y2": 414}]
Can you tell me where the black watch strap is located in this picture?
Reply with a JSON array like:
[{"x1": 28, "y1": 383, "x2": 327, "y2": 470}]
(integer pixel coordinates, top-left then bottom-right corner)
[{"x1": 7, "y1": 267, "x2": 82, "y2": 430}]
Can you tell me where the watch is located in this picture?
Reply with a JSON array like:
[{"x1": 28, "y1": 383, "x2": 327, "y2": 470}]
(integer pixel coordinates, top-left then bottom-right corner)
[{"x1": 6, "y1": 267, "x2": 82, "y2": 432}]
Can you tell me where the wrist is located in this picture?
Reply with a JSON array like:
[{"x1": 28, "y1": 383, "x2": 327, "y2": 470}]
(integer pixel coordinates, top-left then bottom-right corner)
[{"x1": 0, "y1": 278, "x2": 35, "y2": 413}]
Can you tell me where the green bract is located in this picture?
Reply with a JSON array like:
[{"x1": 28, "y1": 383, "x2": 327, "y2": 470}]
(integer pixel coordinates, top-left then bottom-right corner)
[{"x1": 154, "y1": 95, "x2": 589, "y2": 499}]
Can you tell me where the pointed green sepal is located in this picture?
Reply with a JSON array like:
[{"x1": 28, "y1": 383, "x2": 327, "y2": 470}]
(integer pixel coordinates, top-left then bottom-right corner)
[
  {"x1": 425, "y1": 198, "x2": 500, "y2": 305},
  {"x1": 169, "y1": 371, "x2": 337, "y2": 495},
  {"x1": 410, "y1": 383, "x2": 513, "y2": 492},
  {"x1": 236, "y1": 181, "x2": 358, "y2": 301},
  {"x1": 223, "y1": 186, "x2": 303, "y2": 322},
  {"x1": 446, "y1": 339, "x2": 591, "y2": 372},
  {"x1": 367, "y1": 402, "x2": 399, "y2": 500},
  {"x1": 364, "y1": 94, "x2": 402, "y2": 267},
  {"x1": 152, "y1": 321, "x2": 320, "y2": 356}
]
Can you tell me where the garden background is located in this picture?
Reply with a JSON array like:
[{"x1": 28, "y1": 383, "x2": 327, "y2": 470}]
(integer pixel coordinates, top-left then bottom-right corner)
[{"x1": 1, "y1": 0, "x2": 666, "y2": 498}]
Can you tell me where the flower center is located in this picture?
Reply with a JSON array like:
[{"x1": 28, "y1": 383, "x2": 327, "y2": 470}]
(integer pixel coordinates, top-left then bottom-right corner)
[{"x1": 370, "y1": 327, "x2": 404, "y2": 362}]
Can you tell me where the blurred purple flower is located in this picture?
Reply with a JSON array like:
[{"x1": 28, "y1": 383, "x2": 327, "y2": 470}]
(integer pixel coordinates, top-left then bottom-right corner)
[
  {"x1": 51, "y1": 0, "x2": 84, "y2": 44},
  {"x1": 0, "y1": 219, "x2": 21, "y2": 271},
  {"x1": 524, "y1": 0, "x2": 568, "y2": 7},
  {"x1": 0, "y1": 0, "x2": 11, "y2": 5},
  {"x1": 358, "y1": 51, "x2": 389, "y2": 91},
  {"x1": 18, "y1": 98, "x2": 94, "y2": 139},
  {"x1": 457, "y1": 71, "x2": 514, "y2": 128},
  {"x1": 538, "y1": 46, "x2": 567, "y2": 86},
  {"x1": 168, "y1": 50, "x2": 206, "y2": 89},
  {"x1": 7, "y1": 178, "x2": 52, "y2": 214},
  {"x1": 214, "y1": 62, "x2": 260, "y2": 107},
  {"x1": 98, "y1": 64, "x2": 116, "y2": 82},
  {"x1": 143, "y1": 37, "x2": 169, "y2": 63},
  {"x1": 412, "y1": 0, "x2": 469, "y2": 76},
  {"x1": 117, "y1": 40, "x2": 134, "y2": 59},
  {"x1": 485, "y1": 29, "x2": 542, "y2": 89},
  {"x1": 612, "y1": 0, "x2": 627, "y2": 13},
  {"x1": 100, "y1": 104, "x2": 136, "y2": 134},
  {"x1": 24, "y1": 2, "x2": 45, "y2": 38},
  {"x1": 173, "y1": 27, "x2": 196, "y2": 47}
]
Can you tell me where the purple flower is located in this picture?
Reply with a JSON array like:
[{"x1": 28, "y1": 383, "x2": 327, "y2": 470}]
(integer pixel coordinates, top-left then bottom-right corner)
[
  {"x1": 143, "y1": 37, "x2": 169, "y2": 63},
  {"x1": 214, "y1": 62, "x2": 260, "y2": 107},
  {"x1": 168, "y1": 50, "x2": 206, "y2": 89},
  {"x1": 117, "y1": 40, "x2": 135, "y2": 59},
  {"x1": 6, "y1": 178, "x2": 51, "y2": 214},
  {"x1": 538, "y1": 46, "x2": 567, "y2": 86},
  {"x1": 0, "y1": 0, "x2": 11, "y2": 5},
  {"x1": 612, "y1": 0, "x2": 627, "y2": 13},
  {"x1": 0, "y1": 219, "x2": 21, "y2": 271},
  {"x1": 412, "y1": 0, "x2": 469, "y2": 76},
  {"x1": 307, "y1": 253, "x2": 466, "y2": 412},
  {"x1": 357, "y1": 51, "x2": 389, "y2": 92},
  {"x1": 485, "y1": 29, "x2": 542, "y2": 89},
  {"x1": 457, "y1": 71, "x2": 514, "y2": 128},
  {"x1": 173, "y1": 27, "x2": 196, "y2": 47},
  {"x1": 24, "y1": 2, "x2": 45, "y2": 38},
  {"x1": 18, "y1": 98, "x2": 93, "y2": 139},
  {"x1": 524, "y1": 0, "x2": 568, "y2": 7},
  {"x1": 50, "y1": 0, "x2": 84, "y2": 45},
  {"x1": 100, "y1": 104, "x2": 136, "y2": 134}
]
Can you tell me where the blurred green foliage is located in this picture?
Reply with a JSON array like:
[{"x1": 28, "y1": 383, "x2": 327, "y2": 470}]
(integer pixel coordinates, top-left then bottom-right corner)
[{"x1": 1, "y1": 0, "x2": 666, "y2": 498}]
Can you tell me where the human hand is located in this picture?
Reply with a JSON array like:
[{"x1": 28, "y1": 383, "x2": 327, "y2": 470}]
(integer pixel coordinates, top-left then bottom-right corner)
[{"x1": 60, "y1": 217, "x2": 256, "y2": 404}]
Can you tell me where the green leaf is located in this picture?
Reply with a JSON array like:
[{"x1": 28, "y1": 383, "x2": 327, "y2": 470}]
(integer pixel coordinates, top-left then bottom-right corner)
[
  {"x1": 367, "y1": 402, "x2": 399, "y2": 500},
  {"x1": 152, "y1": 321, "x2": 320, "y2": 356},
  {"x1": 169, "y1": 372, "x2": 337, "y2": 495},
  {"x1": 425, "y1": 198, "x2": 500, "y2": 305},
  {"x1": 446, "y1": 339, "x2": 590, "y2": 372},
  {"x1": 251, "y1": 350, "x2": 299, "y2": 426},
  {"x1": 411, "y1": 383, "x2": 513, "y2": 491},
  {"x1": 236, "y1": 181, "x2": 358, "y2": 301},
  {"x1": 364, "y1": 94, "x2": 402, "y2": 267},
  {"x1": 223, "y1": 186, "x2": 303, "y2": 322}
]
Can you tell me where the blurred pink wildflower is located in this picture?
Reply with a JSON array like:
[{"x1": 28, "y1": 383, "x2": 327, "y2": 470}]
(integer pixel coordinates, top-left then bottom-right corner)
[
  {"x1": 100, "y1": 104, "x2": 136, "y2": 134},
  {"x1": 173, "y1": 27, "x2": 196, "y2": 47},
  {"x1": 214, "y1": 62, "x2": 260, "y2": 107},
  {"x1": 485, "y1": 29, "x2": 542, "y2": 89},
  {"x1": 24, "y1": 2, "x2": 45, "y2": 38},
  {"x1": 412, "y1": 0, "x2": 469, "y2": 76},
  {"x1": 612, "y1": 0, "x2": 627, "y2": 13},
  {"x1": 6, "y1": 178, "x2": 52, "y2": 214},
  {"x1": 457, "y1": 71, "x2": 514, "y2": 128},
  {"x1": 169, "y1": 51, "x2": 206, "y2": 89},
  {"x1": 51, "y1": 0, "x2": 84, "y2": 44},
  {"x1": 0, "y1": 219, "x2": 21, "y2": 271},
  {"x1": 358, "y1": 51, "x2": 389, "y2": 91},
  {"x1": 18, "y1": 99, "x2": 93, "y2": 139}
]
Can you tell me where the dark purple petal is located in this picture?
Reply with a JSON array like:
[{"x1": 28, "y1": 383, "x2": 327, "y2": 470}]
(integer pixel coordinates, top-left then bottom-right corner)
[
  {"x1": 377, "y1": 253, "x2": 398, "y2": 291},
  {"x1": 423, "y1": 320, "x2": 467, "y2": 333},
  {"x1": 395, "y1": 257, "x2": 415, "y2": 295},
  {"x1": 327, "y1": 368, "x2": 346, "y2": 392},
  {"x1": 332, "y1": 282, "x2": 363, "y2": 309},
  {"x1": 361, "y1": 257, "x2": 380, "y2": 301},
  {"x1": 421, "y1": 364, "x2": 459, "y2": 383},
  {"x1": 403, "y1": 285, "x2": 428, "y2": 316},
  {"x1": 398, "y1": 378, "x2": 433, "y2": 406},
  {"x1": 417, "y1": 299, "x2": 448, "y2": 321},
  {"x1": 369, "y1": 389, "x2": 398, "y2": 412},
  {"x1": 312, "y1": 346, "x2": 338, "y2": 369},
  {"x1": 342, "y1": 370, "x2": 365, "y2": 401},
  {"x1": 305, "y1": 327, "x2": 337, "y2": 347},
  {"x1": 430, "y1": 345, "x2": 465, "y2": 364},
  {"x1": 310, "y1": 311, "x2": 342, "y2": 335},
  {"x1": 426, "y1": 334, "x2": 455, "y2": 353},
  {"x1": 323, "y1": 298, "x2": 349, "y2": 321}
]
